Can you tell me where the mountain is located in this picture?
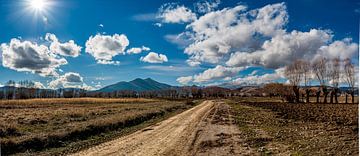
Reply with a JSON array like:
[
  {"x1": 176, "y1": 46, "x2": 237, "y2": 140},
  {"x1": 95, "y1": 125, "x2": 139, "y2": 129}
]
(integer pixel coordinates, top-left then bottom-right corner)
[{"x1": 97, "y1": 78, "x2": 172, "y2": 92}]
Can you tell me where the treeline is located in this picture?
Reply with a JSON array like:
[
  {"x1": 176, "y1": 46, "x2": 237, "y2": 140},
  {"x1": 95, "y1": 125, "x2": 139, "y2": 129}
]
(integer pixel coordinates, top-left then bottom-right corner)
[
  {"x1": 86, "y1": 86, "x2": 233, "y2": 99},
  {"x1": 0, "y1": 82, "x2": 234, "y2": 99},
  {"x1": 266, "y1": 57, "x2": 357, "y2": 104}
]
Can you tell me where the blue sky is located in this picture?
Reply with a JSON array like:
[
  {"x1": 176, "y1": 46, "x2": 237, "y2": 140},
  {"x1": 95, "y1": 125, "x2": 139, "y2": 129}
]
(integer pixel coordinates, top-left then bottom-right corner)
[{"x1": 0, "y1": 0, "x2": 358, "y2": 89}]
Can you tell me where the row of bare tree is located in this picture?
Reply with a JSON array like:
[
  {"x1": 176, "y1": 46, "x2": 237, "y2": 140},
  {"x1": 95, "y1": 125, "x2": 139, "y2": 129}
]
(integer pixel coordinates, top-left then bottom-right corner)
[{"x1": 284, "y1": 57, "x2": 356, "y2": 104}]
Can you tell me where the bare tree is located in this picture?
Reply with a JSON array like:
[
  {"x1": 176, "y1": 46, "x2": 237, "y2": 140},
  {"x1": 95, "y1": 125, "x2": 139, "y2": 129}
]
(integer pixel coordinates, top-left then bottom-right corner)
[
  {"x1": 312, "y1": 57, "x2": 330, "y2": 103},
  {"x1": 344, "y1": 58, "x2": 356, "y2": 104},
  {"x1": 298, "y1": 59, "x2": 312, "y2": 103},
  {"x1": 329, "y1": 58, "x2": 340, "y2": 103},
  {"x1": 285, "y1": 60, "x2": 303, "y2": 103}
]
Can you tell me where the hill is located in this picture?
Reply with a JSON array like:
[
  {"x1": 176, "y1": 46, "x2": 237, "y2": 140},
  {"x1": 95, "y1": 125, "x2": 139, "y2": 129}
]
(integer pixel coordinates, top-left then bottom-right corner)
[{"x1": 97, "y1": 78, "x2": 172, "y2": 92}]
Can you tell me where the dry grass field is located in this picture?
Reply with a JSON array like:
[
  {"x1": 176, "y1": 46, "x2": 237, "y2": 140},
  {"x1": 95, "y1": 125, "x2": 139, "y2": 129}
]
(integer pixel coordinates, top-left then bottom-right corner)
[
  {"x1": 228, "y1": 98, "x2": 358, "y2": 155},
  {"x1": 0, "y1": 98, "x2": 193, "y2": 155}
]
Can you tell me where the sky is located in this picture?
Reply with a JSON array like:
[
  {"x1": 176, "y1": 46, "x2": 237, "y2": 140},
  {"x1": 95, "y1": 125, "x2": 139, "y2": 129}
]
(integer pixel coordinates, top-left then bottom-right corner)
[{"x1": 0, "y1": 0, "x2": 358, "y2": 90}]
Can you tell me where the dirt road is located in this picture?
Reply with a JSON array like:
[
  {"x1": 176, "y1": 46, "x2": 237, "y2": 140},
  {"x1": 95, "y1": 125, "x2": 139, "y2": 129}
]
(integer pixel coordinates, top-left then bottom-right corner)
[{"x1": 71, "y1": 100, "x2": 244, "y2": 156}]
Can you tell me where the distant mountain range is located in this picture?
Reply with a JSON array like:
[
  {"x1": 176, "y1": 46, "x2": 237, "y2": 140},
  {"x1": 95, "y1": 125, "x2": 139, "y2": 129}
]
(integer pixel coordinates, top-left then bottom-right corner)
[
  {"x1": 0, "y1": 78, "x2": 358, "y2": 93},
  {"x1": 97, "y1": 78, "x2": 173, "y2": 92}
]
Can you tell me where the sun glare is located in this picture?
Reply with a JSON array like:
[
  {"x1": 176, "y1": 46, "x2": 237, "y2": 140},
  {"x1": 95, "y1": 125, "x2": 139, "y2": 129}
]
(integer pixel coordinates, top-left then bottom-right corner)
[{"x1": 29, "y1": 0, "x2": 47, "y2": 11}]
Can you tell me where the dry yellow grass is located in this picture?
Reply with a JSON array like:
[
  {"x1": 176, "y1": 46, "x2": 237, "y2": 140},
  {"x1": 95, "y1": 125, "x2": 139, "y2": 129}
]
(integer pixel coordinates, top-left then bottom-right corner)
[
  {"x1": 0, "y1": 98, "x2": 157, "y2": 105},
  {"x1": 0, "y1": 98, "x2": 190, "y2": 155}
]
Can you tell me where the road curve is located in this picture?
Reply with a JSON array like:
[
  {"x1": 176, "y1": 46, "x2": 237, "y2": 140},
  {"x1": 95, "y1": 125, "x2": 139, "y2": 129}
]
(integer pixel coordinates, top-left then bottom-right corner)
[{"x1": 70, "y1": 100, "x2": 215, "y2": 156}]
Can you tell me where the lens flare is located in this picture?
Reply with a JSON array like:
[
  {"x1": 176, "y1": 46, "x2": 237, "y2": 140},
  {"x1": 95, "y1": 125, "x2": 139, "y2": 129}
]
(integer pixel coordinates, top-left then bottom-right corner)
[{"x1": 29, "y1": 0, "x2": 47, "y2": 11}]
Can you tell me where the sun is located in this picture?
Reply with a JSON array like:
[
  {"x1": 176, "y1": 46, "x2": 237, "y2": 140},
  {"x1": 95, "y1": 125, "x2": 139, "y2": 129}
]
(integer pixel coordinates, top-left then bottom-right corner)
[{"x1": 29, "y1": 0, "x2": 47, "y2": 11}]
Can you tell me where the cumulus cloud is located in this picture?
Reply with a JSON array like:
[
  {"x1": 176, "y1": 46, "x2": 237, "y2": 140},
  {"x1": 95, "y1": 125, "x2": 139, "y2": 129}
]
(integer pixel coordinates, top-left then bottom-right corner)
[
  {"x1": 157, "y1": 3, "x2": 197, "y2": 23},
  {"x1": 45, "y1": 33, "x2": 82, "y2": 57},
  {"x1": 182, "y1": 2, "x2": 357, "y2": 68},
  {"x1": 177, "y1": 76, "x2": 193, "y2": 85},
  {"x1": 126, "y1": 46, "x2": 150, "y2": 54},
  {"x1": 33, "y1": 81, "x2": 45, "y2": 89},
  {"x1": 49, "y1": 72, "x2": 93, "y2": 90},
  {"x1": 1, "y1": 38, "x2": 67, "y2": 77},
  {"x1": 170, "y1": 2, "x2": 358, "y2": 85},
  {"x1": 194, "y1": 0, "x2": 221, "y2": 13},
  {"x1": 184, "y1": 3, "x2": 287, "y2": 65},
  {"x1": 231, "y1": 68, "x2": 285, "y2": 85},
  {"x1": 226, "y1": 29, "x2": 333, "y2": 68},
  {"x1": 177, "y1": 65, "x2": 245, "y2": 84},
  {"x1": 315, "y1": 38, "x2": 358, "y2": 60},
  {"x1": 193, "y1": 65, "x2": 245, "y2": 83},
  {"x1": 140, "y1": 52, "x2": 168, "y2": 63},
  {"x1": 85, "y1": 34, "x2": 129, "y2": 64},
  {"x1": 231, "y1": 73, "x2": 280, "y2": 86}
]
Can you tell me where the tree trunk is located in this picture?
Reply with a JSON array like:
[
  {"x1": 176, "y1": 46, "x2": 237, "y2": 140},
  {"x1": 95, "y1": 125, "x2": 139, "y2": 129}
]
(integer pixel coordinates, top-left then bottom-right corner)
[
  {"x1": 345, "y1": 93, "x2": 348, "y2": 104},
  {"x1": 351, "y1": 91, "x2": 355, "y2": 104},
  {"x1": 323, "y1": 92, "x2": 328, "y2": 104},
  {"x1": 306, "y1": 89, "x2": 310, "y2": 103},
  {"x1": 293, "y1": 86, "x2": 300, "y2": 103},
  {"x1": 330, "y1": 89, "x2": 334, "y2": 104},
  {"x1": 316, "y1": 90, "x2": 321, "y2": 103},
  {"x1": 322, "y1": 86, "x2": 328, "y2": 104},
  {"x1": 334, "y1": 88, "x2": 338, "y2": 104}
]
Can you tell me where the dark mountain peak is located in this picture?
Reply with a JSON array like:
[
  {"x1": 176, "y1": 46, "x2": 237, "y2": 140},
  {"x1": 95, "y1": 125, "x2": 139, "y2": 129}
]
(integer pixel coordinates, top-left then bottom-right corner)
[
  {"x1": 98, "y1": 78, "x2": 172, "y2": 92},
  {"x1": 130, "y1": 78, "x2": 144, "y2": 82}
]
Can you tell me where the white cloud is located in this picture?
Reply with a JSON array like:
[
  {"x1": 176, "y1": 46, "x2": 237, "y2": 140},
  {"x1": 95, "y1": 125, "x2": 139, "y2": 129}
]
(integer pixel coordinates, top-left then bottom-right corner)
[
  {"x1": 170, "y1": 2, "x2": 358, "y2": 86},
  {"x1": 231, "y1": 68, "x2": 284, "y2": 85},
  {"x1": 177, "y1": 76, "x2": 193, "y2": 85},
  {"x1": 231, "y1": 73, "x2": 280, "y2": 86},
  {"x1": 33, "y1": 81, "x2": 45, "y2": 89},
  {"x1": 97, "y1": 60, "x2": 120, "y2": 65},
  {"x1": 157, "y1": 3, "x2": 197, "y2": 23},
  {"x1": 250, "y1": 70, "x2": 259, "y2": 76},
  {"x1": 154, "y1": 23, "x2": 163, "y2": 27},
  {"x1": 48, "y1": 72, "x2": 93, "y2": 90},
  {"x1": 194, "y1": 0, "x2": 221, "y2": 13},
  {"x1": 186, "y1": 59, "x2": 201, "y2": 67},
  {"x1": 164, "y1": 32, "x2": 194, "y2": 48},
  {"x1": 126, "y1": 46, "x2": 150, "y2": 54},
  {"x1": 46, "y1": 33, "x2": 82, "y2": 57},
  {"x1": 3, "y1": 81, "x2": 45, "y2": 89},
  {"x1": 140, "y1": 52, "x2": 168, "y2": 63},
  {"x1": 85, "y1": 34, "x2": 129, "y2": 64},
  {"x1": 177, "y1": 65, "x2": 246, "y2": 84},
  {"x1": 1, "y1": 38, "x2": 67, "y2": 77},
  {"x1": 315, "y1": 38, "x2": 358, "y2": 60},
  {"x1": 226, "y1": 29, "x2": 333, "y2": 68},
  {"x1": 193, "y1": 65, "x2": 245, "y2": 83},
  {"x1": 183, "y1": 3, "x2": 287, "y2": 65}
]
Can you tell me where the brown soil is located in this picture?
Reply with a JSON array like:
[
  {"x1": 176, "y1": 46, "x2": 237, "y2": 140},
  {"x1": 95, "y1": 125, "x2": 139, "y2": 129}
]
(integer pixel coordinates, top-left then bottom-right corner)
[{"x1": 71, "y1": 100, "x2": 246, "y2": 156}]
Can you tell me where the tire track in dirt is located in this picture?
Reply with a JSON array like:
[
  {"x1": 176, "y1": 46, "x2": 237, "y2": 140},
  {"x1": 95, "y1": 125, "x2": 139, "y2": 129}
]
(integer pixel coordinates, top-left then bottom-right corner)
[
  {"x1": 70, "y1": 100, "x2": 215, "y2": 156},
  {"x1": 189, "y1": 101, "x2": 254, "y2": 156}
]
